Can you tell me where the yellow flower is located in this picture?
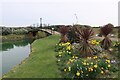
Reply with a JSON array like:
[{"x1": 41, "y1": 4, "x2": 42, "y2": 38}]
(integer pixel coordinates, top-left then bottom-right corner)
[
  {"x1": 91, "y1": 62, "x2": 93, "y2": 65},
  {"x1": 67, "y1": 61, "x2": 70, "y2": 65},
  {"x1": 64, "y1": 68, "x2": 67, "y2": 72},
  {"x1": 66, "y1": 46, "x2": 71, "y2": 50},
  {"x1": 72, "y1": 56, "x2": 75, "y2": 58},
  {"x1": 59, "y1": 43, "x2": 62, "y2": 46},
  {"x1": 58, "y1": 59, "x2": 60, "y2": 62},
  {"x1": 96, "y1": 42, "x2": 99, "y2": 44},
  {"x1": 101, "y1": 71, "x2": 104, "y2": 74},
  {"x1": 61, "y1": 43, "x2": 66, "y2": 46},
  {"x1": 58, "y1": 52, "x2": 62, "y2": 55},
  {"x1": 108, "y1": 64, "x2": 111, "y2": 68},
  {"x1": 87, "y1": 57, "x2": 91, "y2": 59},
  {"x1": 63, "y1": 51, "x2": 65, "y2": 52},
  {"x1": 91, "y1": 40, "x2": 100, "y2": 45},
  {"x1": 76, "y1": 72, "x2": 80, "y2": 76},
  {"x1": 66, "y1": 42, "x2": 70, "y2": 45},
  {"x1": 91, "y1": 40, "x2": 97, "y2": 44},
  {"x1": 101, "y1": 67, "x2": 104, "y2": 69},
  {"x1": 106, "y1": 60, "x2": 110, "y2": 63},
  {"x1": 68, "y1": 67, "x2": 71, "y2": 71},
  {"x1": 90, "y1": 68, "x2": 93, "y2": 71},
  {"x1": 83, "y1": 62, "x2": 87, "y2": 66},
  {"x1": 88, "y1": 68, "x2": 93, "y2": 72},
  {"x1": 59, "y1": 54, "x2": 62, "y2": 57},
  {"x1": 68, "y1": 52, "x2": 71, "y2": 54},
  {"x1": 86, "y1": 63, "x2": 89, "y2": 65},
  {"x1": 94, "y1": 64, "x2": 98, "y2": 68},
  {"x1": 69, "y1": 59, "x2": 74, "y2": 63},
  {"x1": 93, "y1": 56, "x2": 98, "y2": 59},
  {"x1": 75, "y1": 57, "x2": 78, "y2": 59},
  {"x1": 109, "y1": 48, "x2": 113, "y2": 51}
]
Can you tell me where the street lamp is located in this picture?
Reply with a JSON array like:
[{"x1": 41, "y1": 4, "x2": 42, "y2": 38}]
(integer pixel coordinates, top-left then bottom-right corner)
[
  {"x1": 74, "y1": 14, "x2": 78, "y2": 24},
  {"x1": 40, "y1": 18, "x2": 42, "y2": 28}
]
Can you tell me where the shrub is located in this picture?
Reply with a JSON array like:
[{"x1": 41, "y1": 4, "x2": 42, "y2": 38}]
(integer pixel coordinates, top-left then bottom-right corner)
[
  {"x1": 100, "y1": 23, "x2": 113, "y2": 50},
  {"x1": 59, "y1": 26, "x2": 70, "y2": 43},
  {"x1": 67, "y1": 25, "x2": 81, "y2": 43},
  {"x1": 2, "y1": 27, "x2": 12, "y2": 35},
  {"x1": 13, "y1": 29, "x2": 28, "y2": 35}
]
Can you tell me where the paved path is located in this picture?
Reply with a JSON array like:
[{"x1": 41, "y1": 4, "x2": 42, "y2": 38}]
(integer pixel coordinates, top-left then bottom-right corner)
[
  {"x1": 41, "y1": 29, "x2": 118, "y2": 41},
  {"x1": 94, "y1": 36, "x2": 119, "y2": 41},
  {"x1": 41, "y1": 29, "x2": 60, "y2": 35}
]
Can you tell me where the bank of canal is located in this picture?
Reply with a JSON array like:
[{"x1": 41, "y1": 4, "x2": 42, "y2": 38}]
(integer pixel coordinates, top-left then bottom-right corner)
[
  {"x1": 2, "y1": 35, "x2": 61, "y2": 78},
  {"x1": 1, "y1": 39, "x2": 34, "y2": 75}
]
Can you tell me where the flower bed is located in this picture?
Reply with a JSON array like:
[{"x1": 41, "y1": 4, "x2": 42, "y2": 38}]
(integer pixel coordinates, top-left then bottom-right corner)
[{"x1": 55, "y1": 24, "x2": 119, "y2": 78}]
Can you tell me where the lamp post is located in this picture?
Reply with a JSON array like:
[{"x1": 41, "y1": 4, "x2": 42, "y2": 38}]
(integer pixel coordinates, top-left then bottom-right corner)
[
  {"x1": 40, "y1": 18, "x2": 42, "y2": 28},
  {"x1": 74, "y1": 14, "x2": 78, "y2": 24},
  {"x1": 52, "y1": 28, "x2": 54, "y2": 34}
]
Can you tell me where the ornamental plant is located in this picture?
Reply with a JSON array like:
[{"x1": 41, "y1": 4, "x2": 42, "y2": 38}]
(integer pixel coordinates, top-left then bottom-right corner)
[
  {"x1": 75, "y1": 27, "x2": 95, "y2": 57},
  {"x1": 55, "y1": 42, "x2": 73, "y2": 68},
  {"x1": 62, "y1": 56, "x2": 117, "y2": 78},
  {"x1": 59, "y1": 26, "x2": 69, "y2": 43},
  {"x1": 100, "y1": 23, "x2": 113, "y2": 50},
  {"x1": 67, "y1": 25, "x2": 82, "y2": 43}
]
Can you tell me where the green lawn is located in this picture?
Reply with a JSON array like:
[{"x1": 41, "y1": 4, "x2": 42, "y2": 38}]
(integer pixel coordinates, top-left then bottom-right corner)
[{"x1": 3, "y1": 35, "x2": 61, "y2": 78}]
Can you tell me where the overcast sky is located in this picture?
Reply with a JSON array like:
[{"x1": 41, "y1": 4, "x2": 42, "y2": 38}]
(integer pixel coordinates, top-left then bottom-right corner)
[{"x1": 0, "y1": 0, "x2": 119, "y2": 27}]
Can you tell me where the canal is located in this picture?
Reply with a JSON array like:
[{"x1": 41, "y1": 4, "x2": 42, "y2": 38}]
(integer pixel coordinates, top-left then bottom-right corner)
[{"x1": 0, "y1": 39, "x2": 34, "y2": 76}]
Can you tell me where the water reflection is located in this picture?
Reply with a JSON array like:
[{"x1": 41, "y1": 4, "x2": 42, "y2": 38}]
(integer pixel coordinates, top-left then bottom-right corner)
[
  {"x1": 0, "y1": 39, "x2": 34, "y2": 51},
  {"x1": 0, "y1": 39, "x2": 34, "y2": 75}
]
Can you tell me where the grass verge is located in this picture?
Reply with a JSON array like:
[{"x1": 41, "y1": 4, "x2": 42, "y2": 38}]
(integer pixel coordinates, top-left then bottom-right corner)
[{"x1": 2, "y1": 34, "x2": 61, "y2": 78}]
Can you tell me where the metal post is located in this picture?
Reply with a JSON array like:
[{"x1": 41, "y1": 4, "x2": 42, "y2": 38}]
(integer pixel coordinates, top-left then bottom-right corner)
[
  {"x1": 74, "y1": 14, "x2": 78, "y2": 24},
  {"x1": 40, "y1": 18, "x2": 42, "y2": 28}
]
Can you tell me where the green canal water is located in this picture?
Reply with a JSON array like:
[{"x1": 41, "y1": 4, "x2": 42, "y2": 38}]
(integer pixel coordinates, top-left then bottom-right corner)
[{"x1": 0, "y1": 39, "x2": 34, "y2": 76}]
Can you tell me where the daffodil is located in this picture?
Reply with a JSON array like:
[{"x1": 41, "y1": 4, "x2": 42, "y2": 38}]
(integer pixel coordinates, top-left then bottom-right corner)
[
  {"x1": 96, "y1": 42, "x2": 99, "y2": 44},
  {"x1": 88, "y1": 68, "x2": 93, "y2": 72},
  {"x1": 87, "y1": 57, "x2": 91, "y2": 59},
  {"x1": 59, "y1": 54, "x2": 62, "y2": 57},
  {"x1": 59, "y1": 43, "x2": 62, "y2": 46},
  {"x1": 69, "y1": 59, "x2": 74, "y2": 62},
  {"x1": 68, "y1": 67, "x2": 71, "y2": 71},
  {"x1": 68, "y1": 52, "x2": 71, "y2": 54},
  {"x1": 106, "y1": 60, "x2": 110, "y2": 63},
  {"x1": 58, "y1": 52, "x2": 62, "y2": 55},
  {"x1": 83, "y1": 62, "x2": 87, "y2": 66},
  {"x1": 90, "y1": 68, "x2": 93, "y2": 71},
  {"x1": 94, "y1": 64, "x2": 98, "y2": 68},
  {"x1": 86, "y1": 63, "x2": 89, "y2": 65},
  {"x1": 108, "y1": 64, "x2": 111, "y2": 68},
  {"x1": 66, "y1": 46, "x2": 71, "y2": 50},
  {"x1": 76, "y1": 71, "x2": 80, "y2": 76},
  {"x1": 66, "y1": 42, "x2": 70, "y2": 45},
  {"x1": 75, "y1": 57, "x2": 78, "y2": 59},
  {"x1": 101, "y1": 71, "x2": 104, "y2": 74},
  {"x1": 72, "y1": 56, "x2": 75, "y2": 58},
  {"x1": 64, "y1": 68, "x2": 67, "y2": 72},
  {"x1": 101, "y1": 67, "x2": 104, "y2": 70},
  {"x1": 67, "y1": 61, "x2": 70, "y2": 65},
  {"x1": 93, "y1": 56, "x2": 98, "y2": 59},
  {"x1": 58, "y1": 59, "x2": 60, "y2": 62},
  {"x1": 91, "y1": 62, "x2": 93, "y2": 65}
]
